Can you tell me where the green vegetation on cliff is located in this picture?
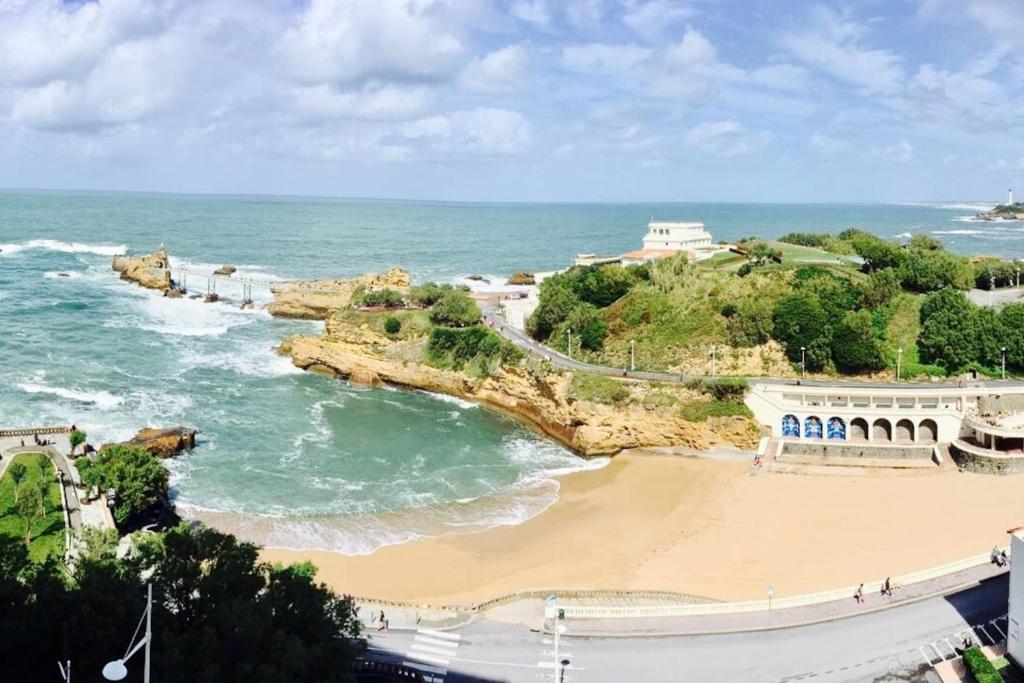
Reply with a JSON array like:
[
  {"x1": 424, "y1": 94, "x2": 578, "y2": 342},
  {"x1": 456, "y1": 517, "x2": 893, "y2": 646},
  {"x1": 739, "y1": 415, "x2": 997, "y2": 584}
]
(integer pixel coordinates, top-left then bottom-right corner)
[
  {"x1": 526, "y1": 229, "x2": 1023, "y2": 378},
  {"x1": 77, "y1": 445, "x2": 168, "y2": 526}
]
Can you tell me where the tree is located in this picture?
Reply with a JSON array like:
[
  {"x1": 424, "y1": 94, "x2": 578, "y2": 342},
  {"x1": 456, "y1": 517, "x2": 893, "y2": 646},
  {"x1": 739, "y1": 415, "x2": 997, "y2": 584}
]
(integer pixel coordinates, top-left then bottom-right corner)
[
  {"x1": 1001, "y1": 304, "x2": 1024, "y2": 371},
  {"x1": 859, "y1": 268, "x2": 902, "y2": 308},
  {"x1": 69, "y1": 429, "x2": 86, "y2": 457},
  {"x1": 77, "y1": 445, "x2": 169, "y2": 526},
  {"x1": 35, "y1": 472, "x2": 49, "y2": 517},
  {"x1": 848, "y1": 233, "x2": 905, "y2": 272},
  {"x1": 383, "y1": 316, "x2": 401, "y2": 335},
  {"x1": 8, "y1": 462, "x2": 26, "y2": 503},
  {"x1": 771, "y1": 292, "x2": 831, "y2": 370},
  {"x1": 898, "y1": 249, "x2": 973, "y2": 292},
  {"x1": 16, "y1": 487, "x2": 41, "y2": 547},
  {"x1": 360, "y1": 288, "x2": 404, "y2": 308},
  {"x1": 429, "y1": 289, "x2": 481, "y2": 328},
  {"x1": 918, "y1": 289, "x2": 979, "y2": 371},
  {"x1": 726, "y1": 301, "x2": 773, "y2": 347},
  {"x1": 527, "y1": 279, "x2": 579, "y2": 340},
  {"x1": 554, "y1": 303, "x2": 607, "y2": 351},
  {"x1": 831, "y1": 310, "x2": 885, "y2": 373}
]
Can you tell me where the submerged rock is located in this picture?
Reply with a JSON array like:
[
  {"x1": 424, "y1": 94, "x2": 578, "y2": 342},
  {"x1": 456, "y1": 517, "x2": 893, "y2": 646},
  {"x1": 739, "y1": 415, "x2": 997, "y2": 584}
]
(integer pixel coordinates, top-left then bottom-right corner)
[
  {"x1": 506, "y1": 272, "x2": 535, "y2": 286},
  {"x1": 214, "y1": 265, "x2": 236, "y2": 276}
]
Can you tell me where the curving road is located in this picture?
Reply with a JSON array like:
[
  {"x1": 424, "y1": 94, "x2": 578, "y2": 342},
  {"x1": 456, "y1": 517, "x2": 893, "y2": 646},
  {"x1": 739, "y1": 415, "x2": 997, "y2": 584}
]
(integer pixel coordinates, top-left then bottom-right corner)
[
  {"x1": 482, "y1": 306, "x2": 1024, "y2": 391},
  {"x1": 368, "y1": 573, "x2": 1008, "y2": 682}
]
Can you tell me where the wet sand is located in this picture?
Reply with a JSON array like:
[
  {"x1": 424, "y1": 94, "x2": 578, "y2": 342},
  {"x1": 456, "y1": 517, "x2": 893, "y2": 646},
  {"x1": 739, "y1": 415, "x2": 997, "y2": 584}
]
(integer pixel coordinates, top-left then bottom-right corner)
[{"x1": 261, "y1": 453, "x2": 1024, "y2": 605}]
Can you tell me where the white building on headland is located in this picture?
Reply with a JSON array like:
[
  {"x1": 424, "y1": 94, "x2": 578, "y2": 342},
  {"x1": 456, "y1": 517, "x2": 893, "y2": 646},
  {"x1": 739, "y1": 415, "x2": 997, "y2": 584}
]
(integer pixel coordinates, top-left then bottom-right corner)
[
  {"x1": 576, "y1": 220, "x2": 724, "y2": 267},
  {"x1": 643, "y1": 221, "x2": 713, "y2": 252}
]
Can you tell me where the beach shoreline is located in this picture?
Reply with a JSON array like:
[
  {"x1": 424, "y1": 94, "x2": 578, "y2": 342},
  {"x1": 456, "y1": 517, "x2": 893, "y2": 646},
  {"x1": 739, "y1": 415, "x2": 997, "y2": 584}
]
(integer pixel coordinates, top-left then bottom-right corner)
[{"x1": 259, "y1": 453, "x2": 1023, "y2": 606}]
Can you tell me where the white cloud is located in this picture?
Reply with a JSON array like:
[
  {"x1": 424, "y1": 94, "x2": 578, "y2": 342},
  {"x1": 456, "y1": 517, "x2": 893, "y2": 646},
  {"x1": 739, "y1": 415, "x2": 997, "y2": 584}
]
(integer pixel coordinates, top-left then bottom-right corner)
[
  {"x1": 289, "y1": 84, "x2": 435, "y2": 123},
  {"x1": 779, "y1": 6, "x2": 904, "y2": 94},
  {"x1": 809, "y1": 132, "x2": 850, "y2": 155},
  {"x1": 400, "y1": 108, "x2": 531, "y2": 155},
  {"x1": 277, "y1": 0, "x2": 465, "y2": 85},
  {"x1": 511, "y1": 0, "x2": 551, "y2": 26},
  {"x1": 562, "y1": 43, "x2": 654, "y2": 75},
  {"x1": 866, "y1": 140, "x2": 913, "y2": 163},
  {"x1": 685, "y1": 120, "x2": 770, "y2": 156},
  {"x1": 622, "y1": 0, "x2": 697, "y2": 42},
  {"x1": 459, "y1": 45, "x2": 529, "y2": 95}
]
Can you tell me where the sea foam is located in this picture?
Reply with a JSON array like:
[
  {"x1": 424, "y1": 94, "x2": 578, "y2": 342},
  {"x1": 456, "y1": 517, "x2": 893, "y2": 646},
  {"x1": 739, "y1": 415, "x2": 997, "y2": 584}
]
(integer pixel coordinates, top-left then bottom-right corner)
[
  {"x1": 18, "y1": 381, "x2": 124, "y2": 410},
  {"x1": 0, "y1": 239, "x2": 127, "y2": 257}
]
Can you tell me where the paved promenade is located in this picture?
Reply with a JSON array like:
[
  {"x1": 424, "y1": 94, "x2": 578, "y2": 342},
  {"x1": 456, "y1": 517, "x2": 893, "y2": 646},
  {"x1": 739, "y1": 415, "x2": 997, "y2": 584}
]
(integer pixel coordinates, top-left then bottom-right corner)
[{"x1": 554, "y1": 562, "x2": 1008, "y2": 638}]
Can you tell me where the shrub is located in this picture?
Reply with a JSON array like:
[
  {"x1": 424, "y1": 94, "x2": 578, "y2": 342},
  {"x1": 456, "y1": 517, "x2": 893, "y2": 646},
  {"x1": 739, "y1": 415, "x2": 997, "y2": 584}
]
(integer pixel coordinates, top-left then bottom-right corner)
[
  {"x1": 918, "y1": 289, "x2": 979, "y2": 371},
  {"x1": 361, "y1": 288, "x2": 404, "y2": 308},
  {"x1": 410, "y1": 282, "x2": 459, "y2": 306},
  {"x1": 859, "y1": 268, "x2": 901, "y2": 308},
  {"x1": 568, "y1": 373, "x2": 631, "y2": 405},
  {"x1": 699, "y1": 377, "x2": 748, "y2": 401},
  {"x1": 426, "y1": 325, "x2": 522, "y2": 374},
  {"x1": 528, "y1": 279, "x2": 579, "y2": 340},
  {"x1": 553, "y1": 302, "x2": 607, "y2": 351},
  {"x1": 429, "y1": 289, "x2": 481, "y2": 327},
  {"x1": 771, "y1": 291, "x2": 831, "y2": 370},
  {"x1": 962, "y1": 647, "x2": 1000, "y2": 683},
  {"x1": 726, "y1": 301, "x2": 772, "y2": 347},
  {"x1": 384, "y1": 317, "x2": 401, "y2": 335},
  {"x1": 678, "y1": 400, "x2": 752, "y2": 422}
]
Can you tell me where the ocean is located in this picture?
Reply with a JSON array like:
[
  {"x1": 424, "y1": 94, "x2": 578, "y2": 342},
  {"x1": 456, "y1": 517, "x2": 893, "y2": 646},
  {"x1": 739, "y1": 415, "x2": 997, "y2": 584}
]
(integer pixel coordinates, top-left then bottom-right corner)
[{"x1": 0, "y1": 191, "x2": 1016, "y2": 553}]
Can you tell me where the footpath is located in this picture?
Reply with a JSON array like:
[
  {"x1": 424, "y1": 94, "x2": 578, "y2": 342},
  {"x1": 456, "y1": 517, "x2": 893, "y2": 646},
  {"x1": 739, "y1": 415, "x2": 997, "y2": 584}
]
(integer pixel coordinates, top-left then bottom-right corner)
[{"x1": 551, "y1": 562, "x2": 1007, "y2": 637}]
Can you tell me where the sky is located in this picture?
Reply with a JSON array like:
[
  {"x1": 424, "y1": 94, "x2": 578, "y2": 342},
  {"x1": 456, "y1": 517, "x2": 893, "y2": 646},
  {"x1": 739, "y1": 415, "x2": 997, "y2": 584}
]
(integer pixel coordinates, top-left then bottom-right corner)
[{"x1": 0, "y1": 0, "x2": 1022, "y2": 203}]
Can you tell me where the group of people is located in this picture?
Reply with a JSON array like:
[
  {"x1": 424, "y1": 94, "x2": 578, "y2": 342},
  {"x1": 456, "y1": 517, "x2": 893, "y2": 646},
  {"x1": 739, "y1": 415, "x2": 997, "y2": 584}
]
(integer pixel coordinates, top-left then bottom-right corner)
[{"x1": 854, "y1": 577, "x2": 900, "y2": 604}]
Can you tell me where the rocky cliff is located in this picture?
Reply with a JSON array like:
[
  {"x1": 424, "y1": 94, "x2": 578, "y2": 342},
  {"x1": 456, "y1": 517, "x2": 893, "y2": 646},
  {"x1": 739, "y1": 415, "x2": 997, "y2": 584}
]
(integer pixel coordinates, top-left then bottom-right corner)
[
  {"x1": 282, "y1": 317, "x2": 760, "y2": 457},
  {"x1": 104, "y1": 427, "x2": 198, "y2": 458},
  {"x1": 112, "y1": 247, "x2": 172, "y2": 291},
  {"x1": 268, "y1": 268, "x2": 411, "y2": 320}
]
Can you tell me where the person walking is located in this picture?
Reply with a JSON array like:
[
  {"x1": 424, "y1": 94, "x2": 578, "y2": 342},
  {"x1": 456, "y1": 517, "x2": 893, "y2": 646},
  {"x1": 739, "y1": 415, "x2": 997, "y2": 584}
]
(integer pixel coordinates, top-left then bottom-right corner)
[
  {"x1": 854, "y1": 584, "x2": 865, "y2": 603},
  {"x1": 882, "y1": 577, "x2": 892, "y2": 597},
  {"x1": 377, "y1": 610, "x2": 387, "y2": 631}
]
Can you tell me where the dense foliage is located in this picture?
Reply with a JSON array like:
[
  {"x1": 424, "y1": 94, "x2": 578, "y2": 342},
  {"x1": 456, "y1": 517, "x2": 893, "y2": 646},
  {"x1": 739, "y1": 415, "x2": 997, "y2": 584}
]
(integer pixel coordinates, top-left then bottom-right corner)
[
  {"x1": 77, "y1": 445, "x2": 169, "y2": 526},
  {"x1": 359, "y1": 288, "x2": 404, "y2": 308},
  {"x1": 962, "y1": 646, "x2": 1001, "y2": 683},
  {"x1": 427, "y1": 325, "x2": 523, "y2": 376},
  {"x1": 0, "y1": 524, "x2": 363, "y2": 683},
  {"x1": 429, "y1": 289, "x2": 481, "y2": 327},
  {"x1": 0, "y1": 453, "x2": 63, "y2": 561},
  {"x1": 918, "y1": 291, "x2": 1024, "y2": 373},
  {"x1": 410, "y1": 282, "x2": 466, "y2": 306}
]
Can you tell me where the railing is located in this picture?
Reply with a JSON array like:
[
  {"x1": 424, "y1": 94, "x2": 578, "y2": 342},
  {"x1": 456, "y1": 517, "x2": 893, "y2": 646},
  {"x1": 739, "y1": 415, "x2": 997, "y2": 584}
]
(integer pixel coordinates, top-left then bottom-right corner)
[
  {"x1": 560, "y1": 551, "x2": 1000, "y2": 619},
  {"x1": 0, "y1": 426, "x2": 70, "y2": 437},
  {"x1": 965, "y1": 414, "x2": 1024, "y2": 439}
]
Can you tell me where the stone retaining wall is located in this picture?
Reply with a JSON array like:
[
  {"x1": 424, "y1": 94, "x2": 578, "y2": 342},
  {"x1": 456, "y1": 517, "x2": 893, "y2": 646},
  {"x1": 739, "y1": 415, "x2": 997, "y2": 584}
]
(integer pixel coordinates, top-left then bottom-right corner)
[
  {"x1": 781, "y1": 441, "x2": 933, "y2": 460},
  {"x1": 949, "y1": 441, "x2": 1024, "y2": 474}
]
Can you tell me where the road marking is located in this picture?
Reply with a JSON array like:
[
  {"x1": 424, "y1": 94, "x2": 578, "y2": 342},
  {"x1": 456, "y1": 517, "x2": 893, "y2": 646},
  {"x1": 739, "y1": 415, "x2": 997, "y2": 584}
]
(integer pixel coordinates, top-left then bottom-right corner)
[
  {"x1": 991, "y1": 618, "x2": 1008, "y2": 639},
  {"x1": 415, "y1": 636, "x2": 460, "y2": 650},
  {"x1": 919, "y1": 646, "x2": 936, "y2": 669},
  {"x1": 417, "y1": 629, "x2": 461, "y2": 642},
  {"x1": 406, "y1": 652, "x2": 451, "y2": 667},
  {"x1": 403, "y1": 660, "x2": 448, "y2": 676},
  {"x1": 411, "y1": 643, "x2": 459, "y2": 658}
]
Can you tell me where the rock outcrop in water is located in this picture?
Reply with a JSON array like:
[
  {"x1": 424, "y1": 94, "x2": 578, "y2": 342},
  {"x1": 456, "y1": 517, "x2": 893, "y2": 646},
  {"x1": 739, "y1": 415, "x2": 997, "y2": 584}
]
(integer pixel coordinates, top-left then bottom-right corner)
[
  {"x1": 268, "y1": 268, "x2": 411, "y2": 320},
  {"x1": 104, "y1": 427, "x2": 198, "y2": 458},
  {"x1": 112, "y1": 247, "x2": 172, "y2": 292},
  {"x1": 281, "y1": 315, "x2": 760, "y2": 457}
]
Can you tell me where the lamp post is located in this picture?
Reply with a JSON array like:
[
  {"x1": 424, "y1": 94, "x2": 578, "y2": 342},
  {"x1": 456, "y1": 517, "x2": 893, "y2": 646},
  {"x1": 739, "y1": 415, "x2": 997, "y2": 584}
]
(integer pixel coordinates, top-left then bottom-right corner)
[
  {"x1": 767, "y1": 585, "x2": 774, "y2": 612},
  {"x1": 58, "y1": 659, "x2": 71, "y2": 683},
  {"x1": 710, "y1": 346, "x2": 717, "y2": 379},
  {"x1": 896, "y1": 347, "x2": 903, "y2": 382},
  {"x1": 1017, "y1": 269, "x2": 1020, "y2": 289},
  {"x1": 566, "y1": 328, "x2": 572, "y2": 360},
  {"x1": 1002, "y1": 347, "x2": 1007, "y2": 380},
  {"x1": 630, "y1": 339, "x2": 636, "y2": 372},
  {"x1": 991, "y1": 275, "x2": 995, "y2": 306},
  {"x1": 800, "y1": 346, "x2": 806, "y2": 378},
  {"x1": 102, "y1": 584, "x2": 152, "y2": 683}
]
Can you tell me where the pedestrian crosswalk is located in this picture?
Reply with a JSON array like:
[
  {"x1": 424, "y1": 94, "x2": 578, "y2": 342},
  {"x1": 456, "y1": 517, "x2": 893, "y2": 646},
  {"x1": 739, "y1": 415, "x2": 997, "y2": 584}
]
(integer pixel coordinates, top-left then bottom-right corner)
[
  {"x1": 403, "y1": 628, "x2": 461, "y2": 683},
  {"x1": 537, "y1": 636, "x2": 580, "y2": 681}
]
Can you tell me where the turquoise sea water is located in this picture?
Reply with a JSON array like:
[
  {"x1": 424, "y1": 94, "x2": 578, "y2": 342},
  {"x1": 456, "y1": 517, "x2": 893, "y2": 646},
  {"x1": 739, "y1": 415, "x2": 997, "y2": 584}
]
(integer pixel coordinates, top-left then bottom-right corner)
[{"x1": 0, "y1": 191, "x2": 1016, "y2": 552}]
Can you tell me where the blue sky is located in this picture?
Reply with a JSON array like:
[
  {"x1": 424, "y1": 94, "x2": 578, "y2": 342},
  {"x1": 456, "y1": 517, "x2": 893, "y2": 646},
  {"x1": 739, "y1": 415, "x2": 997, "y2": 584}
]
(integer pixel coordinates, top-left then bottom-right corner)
[{"x1": 0, "y1": 0, "x2": 1022, "y2": 202}]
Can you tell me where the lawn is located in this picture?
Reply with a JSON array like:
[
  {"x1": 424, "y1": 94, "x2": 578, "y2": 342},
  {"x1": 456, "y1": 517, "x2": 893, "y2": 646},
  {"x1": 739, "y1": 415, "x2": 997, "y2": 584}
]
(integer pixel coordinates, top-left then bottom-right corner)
[{"x1": 0, "y1": 452, "x2": 65, "y2": 563}]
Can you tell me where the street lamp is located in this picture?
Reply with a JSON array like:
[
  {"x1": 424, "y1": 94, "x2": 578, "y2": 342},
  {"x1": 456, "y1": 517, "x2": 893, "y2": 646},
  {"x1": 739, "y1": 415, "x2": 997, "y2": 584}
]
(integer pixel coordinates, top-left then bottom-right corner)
[
  {"x1": 1017, "y1": 269, "x2": 1020, "y2": 289},
  {"x1": 629, "y1": 339, "x2": 636, "y2": 372},
  {"x1": 991, "y1": 275, "x2": 995, "y2": 306},
  {"x1": 1002, "y1": 347, "x2": 1007, "y2": 379},
  {"x1": 710, "y1": 346, "x2": 717, "y2": 378},
  {"x1": 896, "y1": 347, "x2": 903, "y2": 382},
  {"x1": 565, "y1": 328, "x2": 572, "y2": 360},
  {"x1": 800, "y1": 346, "x2": 806, "y2": 378},
  {"x1": 102, "y1": 584, "x2": 152, "y2": 683}
]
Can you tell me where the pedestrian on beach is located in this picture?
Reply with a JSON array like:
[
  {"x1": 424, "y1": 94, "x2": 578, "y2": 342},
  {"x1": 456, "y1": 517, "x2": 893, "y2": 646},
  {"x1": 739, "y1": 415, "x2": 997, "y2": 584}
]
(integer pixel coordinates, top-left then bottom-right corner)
[
  {"x1": 882, "y1": 577, "x2": 892, "y2": 597},
  {"x1": 377, "y1": 610, "x2": 386, "y2": 631},
  {"x1": 855, "y1": 584, "x2": 865, "y2": 603}
]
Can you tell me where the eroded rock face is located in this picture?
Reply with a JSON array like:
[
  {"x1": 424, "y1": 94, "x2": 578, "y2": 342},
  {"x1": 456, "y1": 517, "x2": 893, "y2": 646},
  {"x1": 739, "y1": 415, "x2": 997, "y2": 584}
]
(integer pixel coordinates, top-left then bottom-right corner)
[
  {"x1": 107, "y1": 427, "x2": 198, "y2": 459},
  {"x1": 507, "y1": 272, "x2": 535, "y2": 286},
  {"x1": 282, "y1": 317, "x2": 760, "y2": 457},
  {"x1": 268, "y1": 267, "x2": 411, "y2": 320},
  {"x1": 112, "y1": 247, "x2": 172, "y2": 291}
]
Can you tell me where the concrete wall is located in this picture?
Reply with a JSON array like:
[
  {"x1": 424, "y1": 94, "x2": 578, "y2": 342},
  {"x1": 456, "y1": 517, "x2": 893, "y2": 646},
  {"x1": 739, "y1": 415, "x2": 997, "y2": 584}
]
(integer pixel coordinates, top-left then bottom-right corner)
[
  {"x1": 782, "y1": 442, "x2": 933, "y2": 460},
  {"x1": 949, "y1": 442, "x2": 1024, "y2": 474},
  {"x1": 979, "y1": 394, "x2": 1024, "y2": 414},
  {"x1": 1009, "y1": 534, "x2": 1024, "y2": 668}
]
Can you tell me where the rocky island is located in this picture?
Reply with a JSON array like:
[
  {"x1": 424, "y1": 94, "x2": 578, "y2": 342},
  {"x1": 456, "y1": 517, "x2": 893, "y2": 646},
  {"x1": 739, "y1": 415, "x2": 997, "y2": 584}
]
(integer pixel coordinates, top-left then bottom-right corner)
[{"x1": 975, "y1": 202, "x2": 1024, "y2": 220}]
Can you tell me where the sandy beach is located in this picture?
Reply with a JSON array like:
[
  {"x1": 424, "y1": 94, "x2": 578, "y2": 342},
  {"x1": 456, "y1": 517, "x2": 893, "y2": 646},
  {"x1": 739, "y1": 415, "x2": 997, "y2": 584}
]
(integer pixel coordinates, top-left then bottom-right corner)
[{"x1": 261, "y1": 453, "x2": 1024, "y2": 605}]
